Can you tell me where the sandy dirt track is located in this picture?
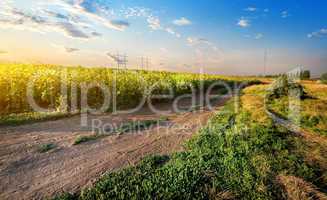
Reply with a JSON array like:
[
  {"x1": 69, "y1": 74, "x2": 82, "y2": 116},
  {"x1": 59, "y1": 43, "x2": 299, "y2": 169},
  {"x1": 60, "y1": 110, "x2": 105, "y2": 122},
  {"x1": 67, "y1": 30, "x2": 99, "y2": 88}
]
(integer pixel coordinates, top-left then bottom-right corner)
[{"x1": 0, "y1": 97, "x2": 230, "y2": 200}]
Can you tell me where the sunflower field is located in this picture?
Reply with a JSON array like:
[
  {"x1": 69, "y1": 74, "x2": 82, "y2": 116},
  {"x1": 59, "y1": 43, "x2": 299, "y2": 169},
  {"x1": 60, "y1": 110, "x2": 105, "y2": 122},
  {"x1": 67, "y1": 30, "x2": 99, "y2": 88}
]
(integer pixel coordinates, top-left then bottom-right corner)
[{"x1": 0, "y1": 63, "x2": 259, "y2": 116}]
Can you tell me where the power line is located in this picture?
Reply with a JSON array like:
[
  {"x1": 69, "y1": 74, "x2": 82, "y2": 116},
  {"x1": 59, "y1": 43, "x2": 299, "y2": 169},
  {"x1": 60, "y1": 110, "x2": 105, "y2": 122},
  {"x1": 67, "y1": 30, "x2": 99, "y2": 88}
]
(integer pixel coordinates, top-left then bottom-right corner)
[
  {"x1": 107, "y1": 52, "x2": 128, "y2": 70},
  {"x1": 122, "y1": 53, "x2": 127, "y2": 69},
  {"x1": 139, "y1": 56, "x2": 150, "y2": 71}
]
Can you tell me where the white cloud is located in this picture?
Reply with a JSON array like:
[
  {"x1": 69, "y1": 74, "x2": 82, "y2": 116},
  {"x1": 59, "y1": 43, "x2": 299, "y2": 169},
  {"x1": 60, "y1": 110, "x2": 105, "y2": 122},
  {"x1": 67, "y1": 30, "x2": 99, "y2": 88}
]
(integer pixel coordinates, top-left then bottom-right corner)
[
  {"x1": 237, "y1": 18, "x2": 250, "y2": 28},
  {"x1": 0, "y1": 0, "x2": 132, "y2": 41},
  {"x1": 124, "y1": 7, "x2": 161, "y2": 30},
  {"x1": 173, "y1": 17, "x2": 192, "y2": 26},
  {"x1": 166, "y1": 28, "x2": 174, "y2": 34},
  {"x1": 147, "y1": 15, "x2": 161, "y2": 30},
  {"x1": 186, "y1": 37, "x2": 221, "y2": 56},
  {"x1": 281, "y1": 10, "x2": 290, "y2": 18},
  {"x1": 64, "y1": 0, "x2": 130, "y2": 31},
  {"x1": 245, "y1": 7, "x2": 257, "y2": 12},
  {"x1": 0, "y1": 6, "x2": 92, "y2": 39},
  {"x1": 255, "y1": 33, "x2": 263, "y2": 39},
  {"x1": 124, "y1": 7, "x2": 150, "y2": 18},
  {"x1": 187, "y1": 37, "x2": 210, "y2": 46},
  {"x1": 125, "y1": 7, "x2": 182, "y2": 38},
  {"x1": 307, "y1": 28, "x2": 327, "y2": 38},
  {"x1": 165, "y1": 27, "x2": 181, "y2": 38},
  {"x1": 123, "y1": 6, "x2": 183, "y2": 38}
]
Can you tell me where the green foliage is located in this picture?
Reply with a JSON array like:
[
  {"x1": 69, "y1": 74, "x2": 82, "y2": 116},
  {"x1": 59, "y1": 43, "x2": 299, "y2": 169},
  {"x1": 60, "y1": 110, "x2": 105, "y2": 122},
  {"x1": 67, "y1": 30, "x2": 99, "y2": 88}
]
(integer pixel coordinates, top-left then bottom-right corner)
[
  {"x1": 300, "y1": 70, "x2": 311, "y2": 80},
  {"x1": 321, "y1": 73, "x2": 327, "y2": 84},
  {"x1": 73, "y1": 134, "x2": 103, "y2": 145},
  {"x1": 301, "y1": 114, "x2": 327, "y2": 136},
  {"x1": 266, "y1": 75, "x2": 306, "y2": 100},
  {"x1": 38, "y1": 143, "x2": 57, "y2": 153},
  {"x1": 0, "y1": 63, "x2": 259, "y2": 116},
  {"x1": 0, "y1": 112, "x2": 71, "y2": 126},
  {"x1": 55, "y1": 100, "x2": 322, "y2": 200},
  {"x1": 267, "y1": 83, "x2": 327, "y2": 136}
]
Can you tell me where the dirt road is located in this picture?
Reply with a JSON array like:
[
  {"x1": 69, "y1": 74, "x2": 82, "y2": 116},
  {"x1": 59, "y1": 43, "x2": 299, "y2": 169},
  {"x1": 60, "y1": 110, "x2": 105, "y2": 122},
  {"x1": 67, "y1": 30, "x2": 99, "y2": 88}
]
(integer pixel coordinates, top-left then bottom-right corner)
[{"x1": 0, "y1": 97, "x2": 230, "y2": 199}]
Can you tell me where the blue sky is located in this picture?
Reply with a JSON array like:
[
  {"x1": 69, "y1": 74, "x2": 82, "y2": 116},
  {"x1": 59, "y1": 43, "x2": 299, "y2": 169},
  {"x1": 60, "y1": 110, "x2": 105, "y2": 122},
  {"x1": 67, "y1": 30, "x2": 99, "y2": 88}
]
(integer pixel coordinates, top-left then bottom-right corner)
[{"x1": 0, "y1": 0, "x2": 326, "y2": 76}]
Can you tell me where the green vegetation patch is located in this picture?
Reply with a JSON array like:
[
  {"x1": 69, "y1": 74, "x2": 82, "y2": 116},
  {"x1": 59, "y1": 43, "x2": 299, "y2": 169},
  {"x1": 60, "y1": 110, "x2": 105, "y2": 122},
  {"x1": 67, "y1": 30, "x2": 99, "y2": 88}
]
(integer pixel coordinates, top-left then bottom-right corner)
[
  {"x1": 38, "y1": 143, "x2": 57, "y2": 153},
  {"x1": 0, "y1": 112, "x2": 71, "y2": 126},
  {"x1": 73, "y1": 134, "x2": 104, "y2": 145},
  {"x1": 266, "y1": 75, "x2": 306, "y2": 100},
  {"x1": 321, "y1": 73, "x2": 327, "y2": 84},
  {"x1": 267, "y1": 83, "x2": 327, "y2": 136},
  {"x1": 0, "y1": 63, "x2": 260, "y2": 118},
  {"x1": 54, "y1": 99, "x2": 325, "y2": 200}
]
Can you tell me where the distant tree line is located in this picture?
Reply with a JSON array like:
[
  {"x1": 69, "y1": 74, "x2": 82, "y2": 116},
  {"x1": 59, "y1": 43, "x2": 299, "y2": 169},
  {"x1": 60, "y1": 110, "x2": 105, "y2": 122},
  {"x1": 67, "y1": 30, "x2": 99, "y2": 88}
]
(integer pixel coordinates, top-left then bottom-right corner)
[
  {"x1": 256, "y1": 69, "x2": 327, "y2": 84},
  {"x1": 256, "y1": 70, "x2": 311, "y2": 80},
  {"x1": 299, "y1": 70, "x2": 311, "y2": 80},
  {"x1": 321, "y1": 73, "x2": 327, "y2": 84}
]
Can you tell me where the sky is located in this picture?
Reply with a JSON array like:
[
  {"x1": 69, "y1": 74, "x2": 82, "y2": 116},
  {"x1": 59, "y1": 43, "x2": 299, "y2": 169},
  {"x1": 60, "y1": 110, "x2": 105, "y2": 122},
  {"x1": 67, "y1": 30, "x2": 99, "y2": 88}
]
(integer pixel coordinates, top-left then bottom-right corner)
[{"x1": 0, "y1": 0, "x2": 326, "y2": 76}]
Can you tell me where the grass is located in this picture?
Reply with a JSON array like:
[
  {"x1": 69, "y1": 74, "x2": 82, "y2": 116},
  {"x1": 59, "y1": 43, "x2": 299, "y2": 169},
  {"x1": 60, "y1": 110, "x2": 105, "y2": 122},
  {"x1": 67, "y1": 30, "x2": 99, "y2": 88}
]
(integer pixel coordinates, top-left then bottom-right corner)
[
  {"x1": 53, "y1": 88, "x2": 327, "y2": 199},
  {"x1": 241, "y1": 84, "x2": 270, "y2": 124},
  {"x1": 302, "y1": 82, "x2": 327, "y2": 100},
  {"x1": 267, "y1": 82, "x2": 327, "y2": 136},
  {"x1": 73, "y1": 134, "x2": 104, "y2": 145},
  {"x1": 0, "y1": 111, "x2": 72, "y2": 127},
  {"x1": 37, "y1": 143, "x2": 57, "y2": 153}
]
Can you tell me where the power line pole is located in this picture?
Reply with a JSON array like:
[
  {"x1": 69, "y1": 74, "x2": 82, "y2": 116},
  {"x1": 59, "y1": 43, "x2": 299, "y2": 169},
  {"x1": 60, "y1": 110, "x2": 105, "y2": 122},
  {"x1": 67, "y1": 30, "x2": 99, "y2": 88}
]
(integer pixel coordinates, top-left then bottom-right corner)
[
  {"x1": 139, "y1": 56, "x2": 149, "y2": 71},
  {"x1": 123, "y1": 53, "x2": 127, "y2": 69},
  {"x1": 114, "y1": 52, "x2": 127, "y2": 71}
]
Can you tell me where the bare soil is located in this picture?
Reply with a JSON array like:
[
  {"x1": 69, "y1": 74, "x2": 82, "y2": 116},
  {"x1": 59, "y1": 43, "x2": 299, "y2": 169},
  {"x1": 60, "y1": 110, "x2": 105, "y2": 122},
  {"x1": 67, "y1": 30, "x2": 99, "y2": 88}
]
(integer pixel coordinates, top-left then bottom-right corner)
[{"x1": 0, "y1": 96, "x2": 230, "y2": 200}]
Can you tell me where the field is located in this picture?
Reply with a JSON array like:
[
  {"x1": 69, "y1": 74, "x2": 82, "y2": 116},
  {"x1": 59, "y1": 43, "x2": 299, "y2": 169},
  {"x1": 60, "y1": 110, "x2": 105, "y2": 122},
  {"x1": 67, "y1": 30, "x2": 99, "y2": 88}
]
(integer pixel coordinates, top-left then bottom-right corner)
[
  {"x1": 0, "y1": 64, "x2": 326, "y2": 200},
  {"x1": 52, "y1": 83, "x2": 327, "y2": 200},
  {"x1": 268, "y1": 82, "x2": 327, "y2": 136},
  {"x1": 1, "y1": 0, "x2": 326, "y2": 199},
  {"x1": 0, "y1": 64, "x2": 258, "y2": 114}
]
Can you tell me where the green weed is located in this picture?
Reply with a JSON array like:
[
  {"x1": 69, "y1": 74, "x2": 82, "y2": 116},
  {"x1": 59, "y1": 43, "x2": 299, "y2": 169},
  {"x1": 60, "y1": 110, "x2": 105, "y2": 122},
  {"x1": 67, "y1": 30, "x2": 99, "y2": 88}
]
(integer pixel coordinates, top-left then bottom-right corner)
[
  {"x1": 73, "y1": 134, "x2": 103, "y2": 145},
  {"x1": 38, "y1": 143, "x2": 57, "y2": 153},
  {"x1": 0, "y1": 112, "x2": 71, "y2": 126}
]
